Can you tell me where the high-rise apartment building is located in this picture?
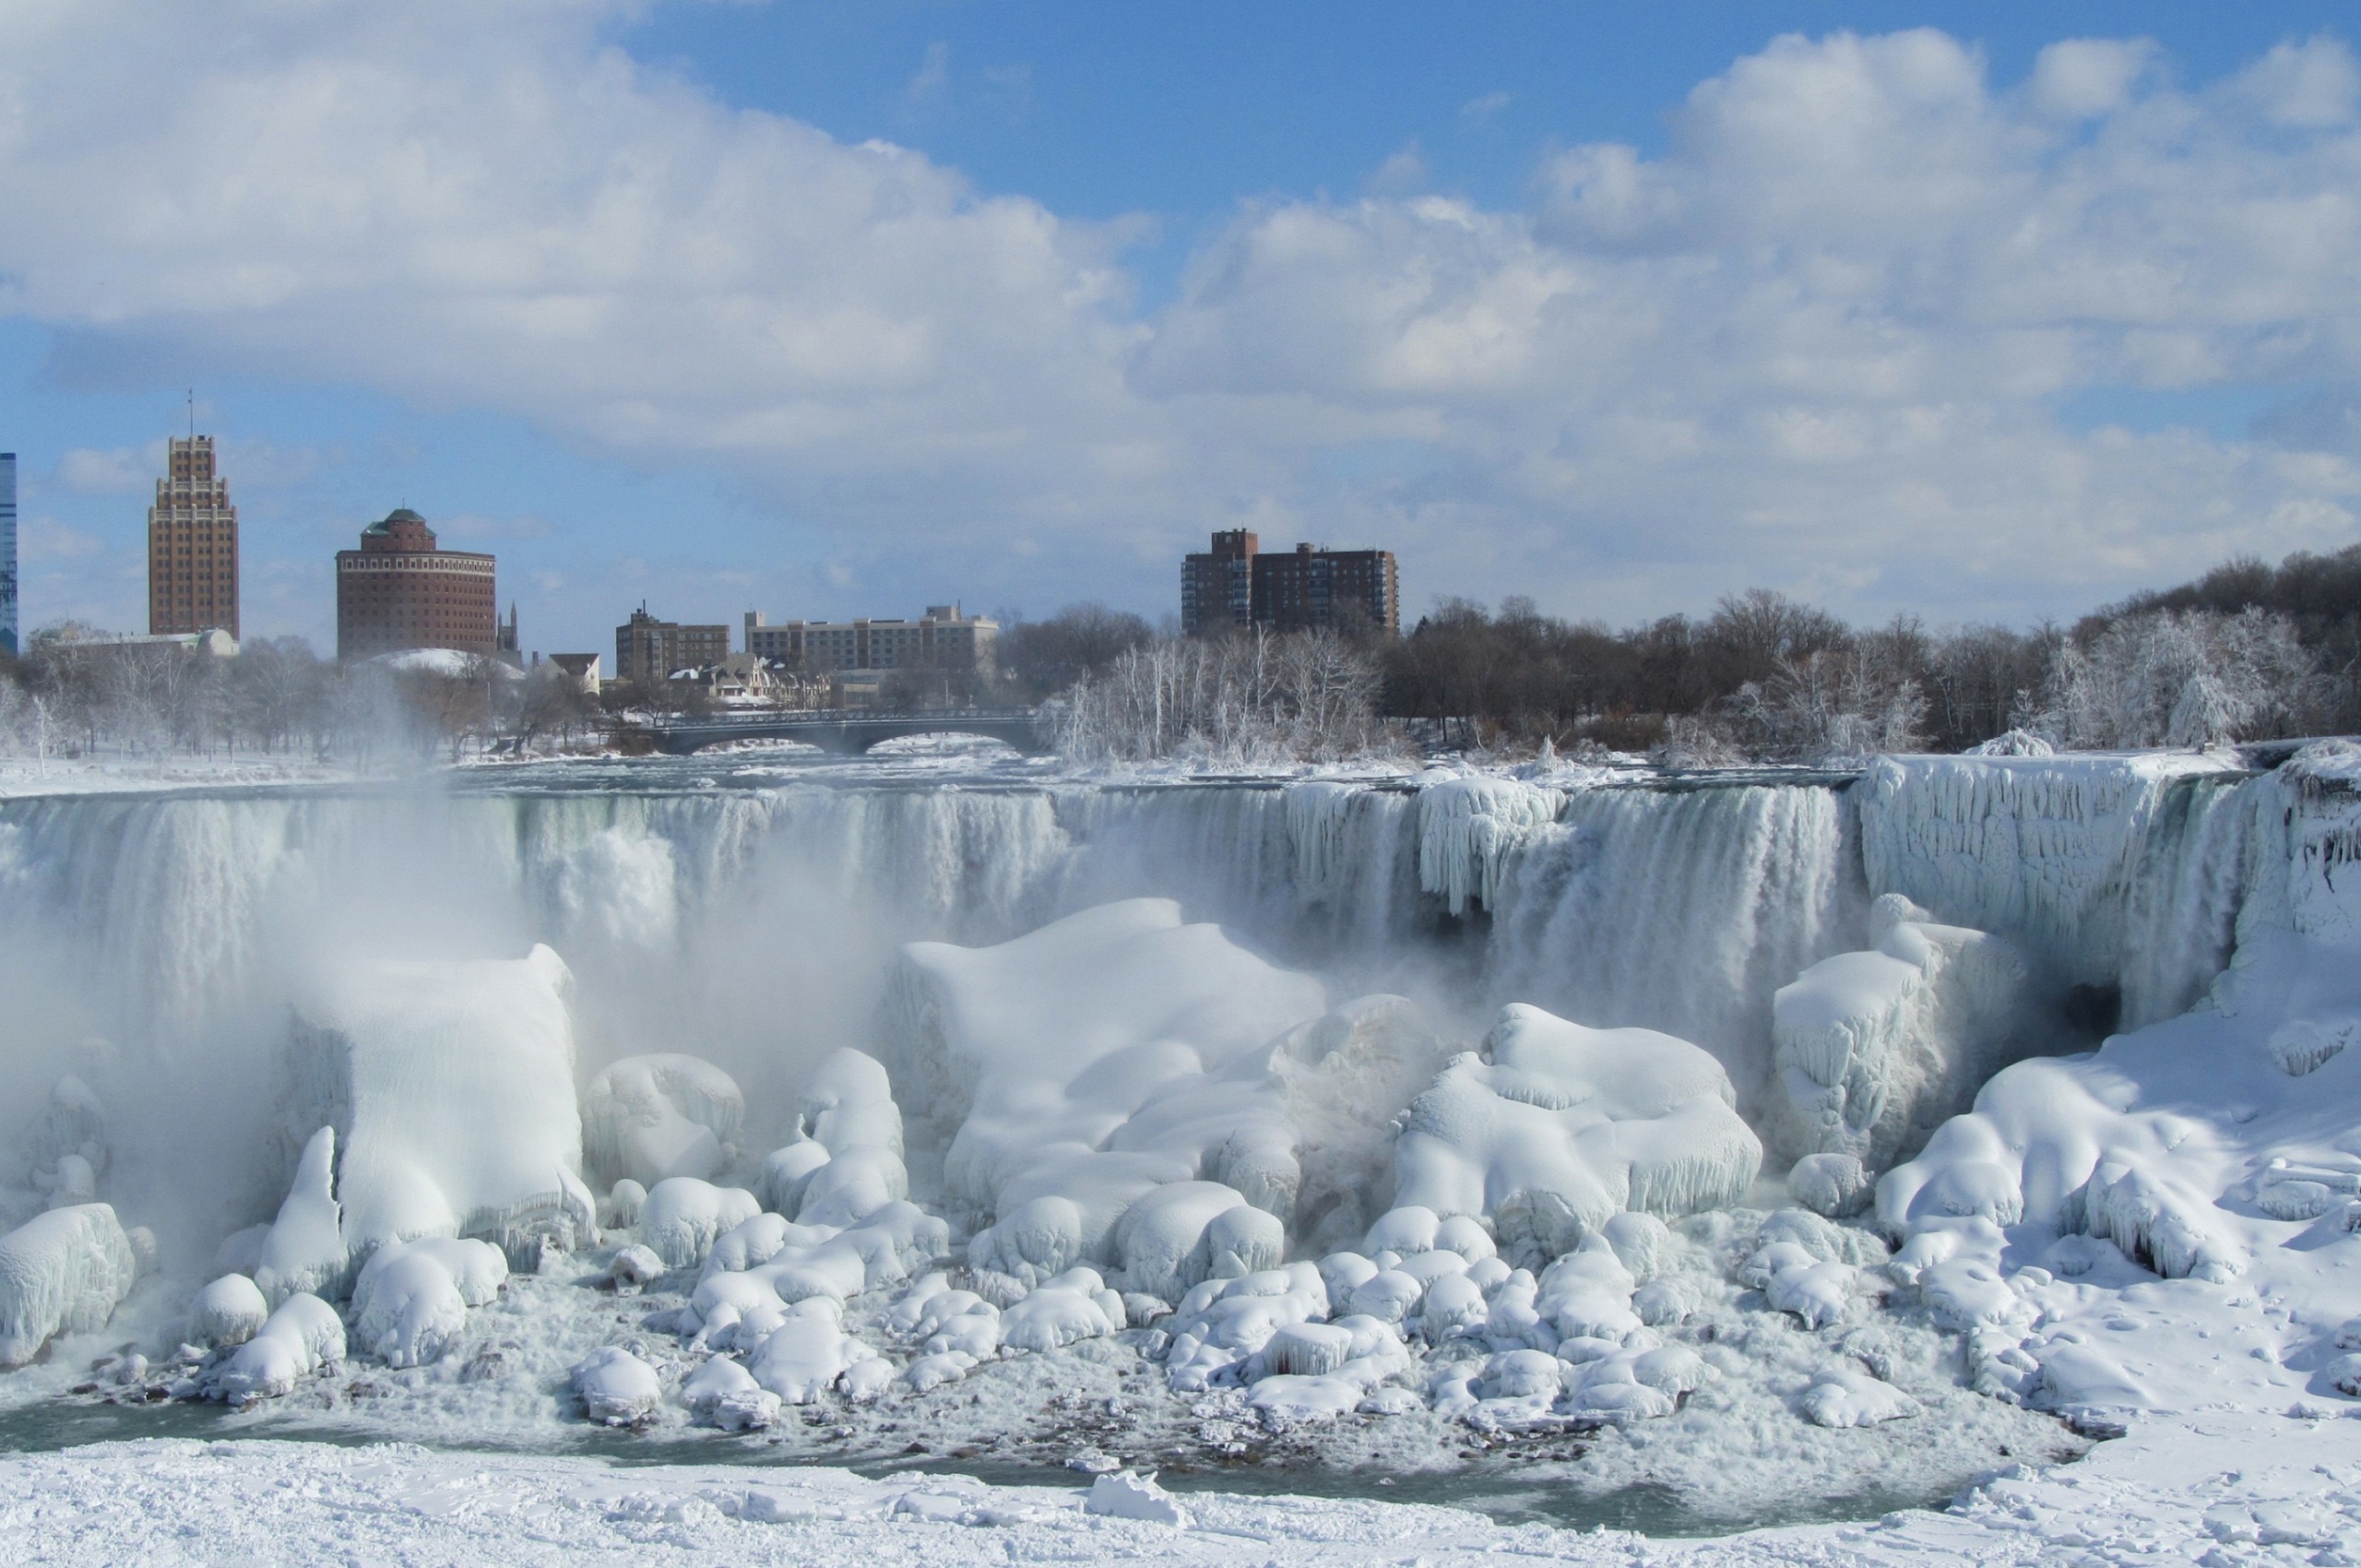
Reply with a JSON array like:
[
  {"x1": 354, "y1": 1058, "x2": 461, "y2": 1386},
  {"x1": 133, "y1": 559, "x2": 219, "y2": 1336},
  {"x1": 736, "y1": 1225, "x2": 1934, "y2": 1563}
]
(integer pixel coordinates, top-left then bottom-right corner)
[
  {"x1": 335, "y1": 508, "x2": 498, "y2": 659},
  {"x1": 1180, "y1": 529, "x2": 1258, "y2": 636},
  {"x1": 1180, "y1": 531, "x2": 1399, "y2": 637},
  {"x1": 743, "y1": 604, "x2": 997, "y2": 673},
  {"x1": 0, "y1": 452, "x2": 17, "y2": 657},
  {"x1": 148, "y1": 435, "x2": 240, "y2": 638},
  {"x1": 615, "y1": 606, "x2": 730, "y2": 686}
]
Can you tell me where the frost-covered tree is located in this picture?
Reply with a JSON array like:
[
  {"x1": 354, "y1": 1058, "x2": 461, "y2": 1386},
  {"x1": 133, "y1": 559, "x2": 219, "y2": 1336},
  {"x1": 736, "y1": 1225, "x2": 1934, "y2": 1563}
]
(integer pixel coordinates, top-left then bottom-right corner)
[{"x1": 2022, "y1": 608, "x2": 2324, "y2": 749}]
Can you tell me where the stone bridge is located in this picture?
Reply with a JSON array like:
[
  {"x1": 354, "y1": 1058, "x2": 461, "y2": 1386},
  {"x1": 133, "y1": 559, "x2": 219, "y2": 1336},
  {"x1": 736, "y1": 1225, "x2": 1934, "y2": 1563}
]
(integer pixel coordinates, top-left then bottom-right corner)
[{"x1": 647, "y1": 707, "x2": 1050, "y2": 756}]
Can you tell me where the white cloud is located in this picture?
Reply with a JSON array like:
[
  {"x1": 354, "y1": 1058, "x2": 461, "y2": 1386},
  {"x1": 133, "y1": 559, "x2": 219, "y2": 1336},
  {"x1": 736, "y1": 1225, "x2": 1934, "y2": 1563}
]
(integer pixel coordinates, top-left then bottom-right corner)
[
  {"x1": 0, "y1": 9, "x2": 2357, "y2": 628},
  {"x1": 20, "y1": 517, "x2": 105, "y2": 562},
  {"x1": 1460, "y1": 90, "x2": 1512, "y2": 123},
  {"x1": 55, "y1": 445, "x2": 160, "y2": 494}
]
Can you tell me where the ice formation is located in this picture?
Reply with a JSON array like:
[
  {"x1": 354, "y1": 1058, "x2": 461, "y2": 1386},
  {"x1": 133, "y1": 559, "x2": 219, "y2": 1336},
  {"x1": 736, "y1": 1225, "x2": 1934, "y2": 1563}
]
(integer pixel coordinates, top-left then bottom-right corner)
[
  {"x1": 1389, "y1": 1004, "x2": 1762, "y2": 1267},
  {"x1": 347, "y1": 1237, "x2": 507, "y2": 1367},
  {"x1": 0, "y1": 1203, "x2": 137, "y2": 1366},
  {"x1": 1770, "y1": 893, "x2": 2028, "y2": 1174},
  {"x1": 276, "y1": 944, "x2": 595, "y2": 1277},
  {"x1": 214, "y1": 1293, "x2": 345, "y2": 1402},
  {"x1": 188, "y1": 1274, "x2": 269, "y2": 1349},
  {"x1": 582, "y1": 1054, "x2": 745, "y2": 1187}
]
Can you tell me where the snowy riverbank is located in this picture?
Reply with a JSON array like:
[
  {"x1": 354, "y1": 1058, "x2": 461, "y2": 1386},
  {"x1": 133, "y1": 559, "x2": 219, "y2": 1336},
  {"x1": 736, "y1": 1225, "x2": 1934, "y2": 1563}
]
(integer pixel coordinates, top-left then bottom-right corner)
[{"x1": 7, "y1": 1405, "x2": 2358, "y2": 1566}]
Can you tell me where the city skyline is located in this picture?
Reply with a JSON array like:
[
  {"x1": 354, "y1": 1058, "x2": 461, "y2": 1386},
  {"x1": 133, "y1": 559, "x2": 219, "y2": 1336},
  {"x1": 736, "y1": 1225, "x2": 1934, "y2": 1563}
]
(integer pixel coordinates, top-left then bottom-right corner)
[{"x1": 3, "y1": 6, "x2": 2360, "y2": 658}]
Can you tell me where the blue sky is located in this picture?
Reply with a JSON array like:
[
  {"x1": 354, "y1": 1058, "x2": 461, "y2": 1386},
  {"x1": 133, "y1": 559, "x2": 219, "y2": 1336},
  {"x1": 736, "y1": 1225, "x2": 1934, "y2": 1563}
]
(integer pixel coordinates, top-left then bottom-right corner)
[{"x1": 3, "y1": 2, "x2": 2359, "y2": 657}]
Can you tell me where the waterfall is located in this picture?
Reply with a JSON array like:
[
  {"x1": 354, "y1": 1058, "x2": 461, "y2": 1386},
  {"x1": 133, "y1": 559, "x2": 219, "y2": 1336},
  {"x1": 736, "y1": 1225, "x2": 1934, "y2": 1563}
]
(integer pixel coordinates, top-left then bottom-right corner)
[{"x1": 1482, "y1": 778, "x2": 1865, "y2": 1102}]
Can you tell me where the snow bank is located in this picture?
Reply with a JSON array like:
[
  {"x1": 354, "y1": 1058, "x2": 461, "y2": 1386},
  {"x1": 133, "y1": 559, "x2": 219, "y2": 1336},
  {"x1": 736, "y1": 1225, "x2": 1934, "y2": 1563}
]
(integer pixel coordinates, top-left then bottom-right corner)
[
  {"x1": 1389, "y1": 1004, "x2": 1761, "y2": 1267},
  {"x1": 583, "y1": 1054, "x2": 744, "y2": 1188},
  {"x1": 1771, "y1": 894, "x2": 2029, "y2": 1175},
  {"x1": 0, "y1": 1203, "x2": 136, "y2": 1366},
  {"x1": 277, "y1": 944, "x2": 594, "y2": 1280}
]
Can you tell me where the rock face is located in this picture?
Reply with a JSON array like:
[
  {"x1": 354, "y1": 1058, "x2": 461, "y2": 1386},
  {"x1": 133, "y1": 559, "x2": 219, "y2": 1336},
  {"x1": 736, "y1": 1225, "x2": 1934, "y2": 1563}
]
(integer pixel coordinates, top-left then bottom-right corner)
[{"x1": 0, "y1": 1203, "x2": 137, "y2": 1367}]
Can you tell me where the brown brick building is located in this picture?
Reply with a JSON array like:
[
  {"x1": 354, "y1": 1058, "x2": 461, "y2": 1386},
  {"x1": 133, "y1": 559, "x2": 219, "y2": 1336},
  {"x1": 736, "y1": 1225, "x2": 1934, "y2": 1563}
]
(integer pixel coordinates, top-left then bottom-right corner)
[
  {"x1": 336, "y1": 509, "x2": 498, "y2": 659},
  {"x1": 148, "y1": 435, "x2": 240, "y2": 638},
  {"x1": 1181, "y1": 531, "x2": 1398, "y2": 636},
  {"x1": 615, "y1": 606, "x2": 730, "y2": 685}
]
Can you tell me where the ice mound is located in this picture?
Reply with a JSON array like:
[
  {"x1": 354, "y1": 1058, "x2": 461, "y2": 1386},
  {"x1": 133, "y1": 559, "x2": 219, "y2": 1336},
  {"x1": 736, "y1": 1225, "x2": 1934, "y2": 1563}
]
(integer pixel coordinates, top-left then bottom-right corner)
[
  {"x1": 572, "y1": 1345, "x2": 660, "y2": 1425},
  {"x1": 214, "y1": 1293, "x2": 344, "y2": 1402},
  {"x1": 1388, "y1": 1004, "x2": 1762, "y2": 1267},
  {"x1": 1801, "y1": 1366, "x2": 1918, "y2": 1427},
  {"x1": 1266, "y1": 996, "x2": 1453, "y2": 1253},
  {"x1": 883, "y1": 898, "x2": 1342, "y2": 1285},
  {"x1": 1771, "y1": 894, "x2": 2029, "y2": 1174},
  {"x1": 254, "y1": 1126, "x2": 345, "y2": 1305},
  {"x1": 1161, "y1": 1263, "x2": 1333, "y2": 1391},
  {"x1": 0, "y1": 1203, "x2": 137, "y2": 1366},
  {"x1": 349, "y1": 1237, "x2": 507, "y2": 1367},
  {"x1": 1879, "y1": 1053, "x2": 2244, "y2": 1282},
  {"x1": 882, "y1": 898, "x2": 1327, "y2": 1212},
  {"x1": 1417, "y1": 776, "x2": 1561, "y2": 916},
  {"x1": 189, "y1": 1274, "x2": 269, "y2": 1349},
  {"x1": 641, "y1": 1180, "x2": 762, "y2": 1269},
  {"x1": 749, "y1": 1301, "x2": 879, "y2": 1403},
  {"x1": 275, "y1": 944, "x2": 595, "y2": 1281},
  {"x1": 686, "y1": 1201, "x2": 947, "y2": 1337},
  {"x1": 780, "y1": 1050, "x2": 909, "y2": 1229},
  {"x1": 583, "y1": 1054, "x2": 744, "y2": 1187}
]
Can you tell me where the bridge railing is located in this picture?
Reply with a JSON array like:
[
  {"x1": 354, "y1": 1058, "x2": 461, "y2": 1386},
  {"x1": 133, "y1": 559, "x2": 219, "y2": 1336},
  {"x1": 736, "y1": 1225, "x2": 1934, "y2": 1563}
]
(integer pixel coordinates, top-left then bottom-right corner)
[{"x1": 654, "y1": 707, "x2": 1043, "y2": 731}]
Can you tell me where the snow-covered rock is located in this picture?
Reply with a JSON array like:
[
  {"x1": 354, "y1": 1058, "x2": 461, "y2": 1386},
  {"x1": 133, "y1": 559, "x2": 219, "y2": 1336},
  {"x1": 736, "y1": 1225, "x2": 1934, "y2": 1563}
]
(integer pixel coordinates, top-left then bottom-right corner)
[
  {"x1": 254, "y1": 1126, "x2": 345, "y2": 1306},
  {"x1": 0, "y1": 1203, "x2": 136, "y2": 1366},
  {"x1": 582, "y1": 1054, "x2": 744, "y2": 1188},
  {"x1": 1800, "y1": 1367, "x2": 1918, "y2": 1427},
  {"x1": 1389, "y1": 1004, "x2": 1762, "y2": 1267}
]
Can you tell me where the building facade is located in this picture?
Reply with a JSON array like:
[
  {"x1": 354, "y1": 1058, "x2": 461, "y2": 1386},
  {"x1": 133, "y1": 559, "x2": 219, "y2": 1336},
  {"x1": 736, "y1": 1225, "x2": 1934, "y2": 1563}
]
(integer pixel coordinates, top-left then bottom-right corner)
[
  {"x1": 148, "y1": 435, "x2": 241, "y2": 638},
  {"x1": 743, "y1": 604, "x2": 998, "y2": 674},
  {"x1": 0, "y1": 452, "x2": 16, "y2": 657},
  {"x1": 335, "y1": 509, "x2": 498, "y2": 659},
  {"x1": 1180, "y1": 529, "x2": 1257, "y2": 636},
  {"x1": 615, "y1": 606, "x2": 730, "y2": 686},
  {"x1": 1181, "y1": 531, "x2": 1399, "y2": 636},
  {"x1": 1251, "y1": 542, "x2": 1399, "y2": 636}
]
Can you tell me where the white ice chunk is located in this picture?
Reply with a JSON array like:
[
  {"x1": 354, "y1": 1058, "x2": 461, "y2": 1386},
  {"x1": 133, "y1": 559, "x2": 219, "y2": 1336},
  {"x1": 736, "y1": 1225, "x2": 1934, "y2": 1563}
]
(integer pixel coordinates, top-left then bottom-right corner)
[
  {"x1": 582, "y1": 1053, "x2": 745, "y2": 1188},
  {"x1": 1084, "y1": 1471, "x2": 1192, "y2": 1528},
  {"x1": 0, "y1": 1203, "x2": 136, "y2": 1366},
  {"x1": 572, "y1": 1345, "x2": 661, "y2": 1425},
  {"x1": 348, "y1": 1237, "x2": 506, "y2": 1368},
  {"x1": 748, "y1": 1312, "x2": 873, "y2": 1404}
]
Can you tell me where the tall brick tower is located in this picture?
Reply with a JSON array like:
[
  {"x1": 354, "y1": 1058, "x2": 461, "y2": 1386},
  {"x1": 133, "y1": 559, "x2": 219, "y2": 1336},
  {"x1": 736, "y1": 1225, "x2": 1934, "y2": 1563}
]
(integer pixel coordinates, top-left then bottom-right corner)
[{"x1": 148, "y1": 435, "x2": 240, "y2": 637}]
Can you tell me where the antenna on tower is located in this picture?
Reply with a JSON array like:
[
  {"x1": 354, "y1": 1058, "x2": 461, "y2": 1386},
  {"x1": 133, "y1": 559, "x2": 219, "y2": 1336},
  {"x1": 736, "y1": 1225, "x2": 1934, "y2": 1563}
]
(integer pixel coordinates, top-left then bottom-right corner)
[{"x1": 186, "y1": 389, "x2": 194, "y2": 439}]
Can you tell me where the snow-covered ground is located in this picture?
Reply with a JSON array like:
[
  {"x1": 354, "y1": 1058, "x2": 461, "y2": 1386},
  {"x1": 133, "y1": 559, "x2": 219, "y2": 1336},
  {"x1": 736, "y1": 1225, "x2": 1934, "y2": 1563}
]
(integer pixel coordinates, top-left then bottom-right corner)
[
  {"x1": 5, "y1": 741, "x2": 2361, "y2": 1561},
  {"x1": 0, "y1": 749, "x2": 356, "y2": 799},
  {"x1": 6, "y1": 1407, "x2": 2358, "y2": 1565}
]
